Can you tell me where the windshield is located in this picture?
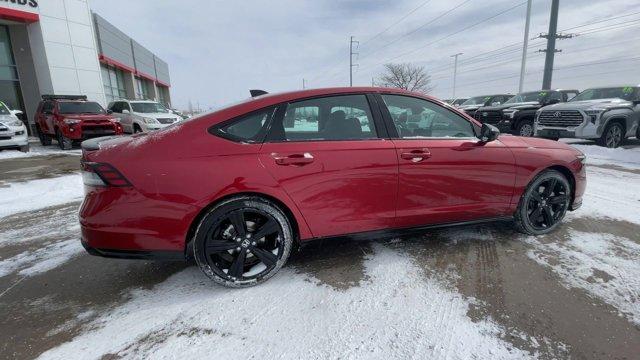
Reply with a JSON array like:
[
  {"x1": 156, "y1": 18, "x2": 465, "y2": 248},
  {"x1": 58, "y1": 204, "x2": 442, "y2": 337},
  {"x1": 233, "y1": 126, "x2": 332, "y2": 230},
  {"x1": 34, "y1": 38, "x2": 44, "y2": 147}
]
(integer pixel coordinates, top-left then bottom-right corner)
[
  {"x1": 504, "y1": 91, "x2": 547, "y2": 104},
  {"x1": 570, "y1": 87, "x2": 639, "y2": 102},
  {"x1": 131, "y1": 102, "x2": 169, "y2": 113},
  {"x1": 461, "y1": 96, "x2": 490, "y2": 106},
  {"x1": 58, "y1": 101, "x2": 105, "y2": 114},
  {"x1": 0, "y1": 101, "x2": 10, "y2": 115}
]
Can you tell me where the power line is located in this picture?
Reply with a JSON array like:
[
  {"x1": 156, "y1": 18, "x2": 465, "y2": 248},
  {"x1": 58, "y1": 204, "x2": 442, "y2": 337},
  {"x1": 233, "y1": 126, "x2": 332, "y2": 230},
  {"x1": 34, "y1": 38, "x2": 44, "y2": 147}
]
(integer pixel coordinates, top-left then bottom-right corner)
[
  {"x1": 576, "y1": 20, "x2": 640, "y2": 36},
  {"x1": 560, "y1": 11, "x2": 640, "y2": 31},
  {"x1": 360, "y1": 0, "x2": 433, "y2": 47},
  {"x1": 358, "y1": 0, "x2": 474, "y2": 62},
  {"x1": 360, "y1": 0, "x2": 527, "y2": 71}
]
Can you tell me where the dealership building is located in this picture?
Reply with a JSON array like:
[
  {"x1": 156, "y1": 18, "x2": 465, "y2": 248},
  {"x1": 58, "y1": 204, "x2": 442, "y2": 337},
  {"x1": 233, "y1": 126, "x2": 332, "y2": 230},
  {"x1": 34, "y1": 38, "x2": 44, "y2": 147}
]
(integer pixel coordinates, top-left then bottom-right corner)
[{"x1": 0, "y1": 0, "x2": 171, "y2": 132}]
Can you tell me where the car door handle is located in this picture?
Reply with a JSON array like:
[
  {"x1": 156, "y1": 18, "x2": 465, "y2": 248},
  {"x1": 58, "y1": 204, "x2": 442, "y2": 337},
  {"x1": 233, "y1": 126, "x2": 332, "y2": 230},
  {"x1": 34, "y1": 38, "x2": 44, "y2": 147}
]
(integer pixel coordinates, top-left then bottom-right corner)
[
  {"x1": 400, "y1": 149, "x2": 431, "y2": 162},
  {"x1": 272, "y1": 153, "x2": 315, "y2": 166}
]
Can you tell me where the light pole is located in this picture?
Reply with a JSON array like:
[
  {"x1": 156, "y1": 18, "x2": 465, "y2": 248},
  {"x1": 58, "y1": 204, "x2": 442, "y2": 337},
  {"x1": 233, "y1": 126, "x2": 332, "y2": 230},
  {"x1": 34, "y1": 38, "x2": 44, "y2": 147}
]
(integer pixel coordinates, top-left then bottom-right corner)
[
  {"x1": 518, "y1": 0, "x2": 532, "y2": 93},
  {"x1": 450, "y1": 52, "x2": 463, "y2": 99}
]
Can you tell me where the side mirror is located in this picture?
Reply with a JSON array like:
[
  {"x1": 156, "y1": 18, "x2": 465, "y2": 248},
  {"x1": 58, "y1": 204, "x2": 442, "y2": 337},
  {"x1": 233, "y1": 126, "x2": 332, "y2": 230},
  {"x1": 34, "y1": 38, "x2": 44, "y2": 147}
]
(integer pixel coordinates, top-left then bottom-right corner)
[
  {"x1": 10, "y1": 110, "x2": 23, "y2": 116},
  {"x1": 479, "y1": 123, "x2": 500, "y2": 143},
  {"x1": 547, "y1": 99, "x2": 560, "y2": 105},
  {"x1": 106, "y1": 109, "x2": 113, "y2": 114},
  {"x1": 122, "y1": 109, "x2": 130, "y2": 114},
  {"x1": 632, "y1": 100, "x2": 640, "y2": 106}
]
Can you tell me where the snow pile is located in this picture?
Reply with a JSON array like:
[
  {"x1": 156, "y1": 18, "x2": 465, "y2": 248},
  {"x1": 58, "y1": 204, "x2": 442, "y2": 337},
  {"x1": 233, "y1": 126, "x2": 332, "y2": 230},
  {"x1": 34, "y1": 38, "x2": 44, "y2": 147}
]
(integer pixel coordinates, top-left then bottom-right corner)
[
  {"x1": 574, "y1": 166, "x2": 640, "y2": 226},
  {"x1": 0, "y1": 174, "x2": 83, "y2": 219},
  {"x1": 566, "y1": 142, "x2": 640, "y2": 169},
  {"x1": 0, "y1": 238, "x2": 82, "y2": 278},
  {"x1": 527, "y1": 230, "x2": 640, "y2": 325},
  {"x1": 38, "y1": 245, "x2": 533, "y2": 360}
]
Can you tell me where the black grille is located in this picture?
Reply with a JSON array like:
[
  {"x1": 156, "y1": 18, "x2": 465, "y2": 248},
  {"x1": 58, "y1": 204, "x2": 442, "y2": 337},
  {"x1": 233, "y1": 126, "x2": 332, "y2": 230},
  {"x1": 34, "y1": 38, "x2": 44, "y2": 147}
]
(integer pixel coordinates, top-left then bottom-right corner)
[
  {"x1": 538, "y1": 110, "x2": 584, "y2": 127},
  {"x1": 82, "y1": 125, "x2": 116, "y2": 137},
  {"x1": 474, "y1": 110, "x2": 502, "y2": 125},
  {"x1": 157, "y1": 118, "x2": 175, "y2": 124}
]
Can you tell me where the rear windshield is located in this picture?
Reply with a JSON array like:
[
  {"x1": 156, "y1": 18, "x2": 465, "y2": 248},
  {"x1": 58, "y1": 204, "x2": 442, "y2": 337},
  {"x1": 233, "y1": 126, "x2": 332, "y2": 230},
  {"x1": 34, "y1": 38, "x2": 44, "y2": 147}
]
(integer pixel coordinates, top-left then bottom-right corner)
[
  {"x1": 570, "y1": 87, "x2": 639, "y2": 102},
  {"x1": 58, "y1": 102, "x2": 105, "y2": 114},
  {"x1": 131, "y1": 102, "x2": 168, "y2": 113},
  {"x1": 461, "y1": 96, "x2": 490, "y2": 106}
]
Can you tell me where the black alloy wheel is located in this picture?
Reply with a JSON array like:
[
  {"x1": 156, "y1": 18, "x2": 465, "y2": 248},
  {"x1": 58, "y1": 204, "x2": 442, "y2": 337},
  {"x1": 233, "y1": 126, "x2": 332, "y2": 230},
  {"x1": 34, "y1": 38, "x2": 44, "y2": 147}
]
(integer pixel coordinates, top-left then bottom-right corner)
[
  {"x1": 515, "y1": 170, "x2": 571, "y2": 235},
  {"x1": 193, "y1": 197, "x2": 293, "y2": 287},
  {"x1": 600, "y1": 122, "x2": 624, "y2": 148}
]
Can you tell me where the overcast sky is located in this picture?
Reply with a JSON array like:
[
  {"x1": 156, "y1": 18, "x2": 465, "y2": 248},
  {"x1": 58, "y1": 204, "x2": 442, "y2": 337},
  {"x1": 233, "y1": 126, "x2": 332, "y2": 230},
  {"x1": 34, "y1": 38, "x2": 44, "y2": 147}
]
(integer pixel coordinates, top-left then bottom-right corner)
[{"x1": 90, "y1": 0, "x2": 640, "y2": 110}]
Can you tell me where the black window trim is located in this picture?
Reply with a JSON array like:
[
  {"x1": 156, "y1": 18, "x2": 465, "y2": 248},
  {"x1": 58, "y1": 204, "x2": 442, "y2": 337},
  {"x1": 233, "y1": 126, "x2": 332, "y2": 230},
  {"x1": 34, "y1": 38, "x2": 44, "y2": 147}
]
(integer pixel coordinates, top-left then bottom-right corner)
[
  {"x1": 375, "y1": 93, "x2": 480, "y2": 140},
  {"x1": 208, "y1": 105, "x2": 277, "y2": 144},
  {"x1": 264, "y1": 92, "x2": 387, "y2": 143}
]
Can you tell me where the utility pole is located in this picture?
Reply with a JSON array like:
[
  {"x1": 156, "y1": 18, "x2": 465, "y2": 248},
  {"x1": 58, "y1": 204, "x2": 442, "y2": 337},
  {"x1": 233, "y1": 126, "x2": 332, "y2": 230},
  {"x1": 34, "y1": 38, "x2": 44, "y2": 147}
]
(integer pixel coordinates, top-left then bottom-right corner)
[
  {"x1": 349, "y1": 36, "x2": 359, "y2": 87},
  {"x1": 539, "y1": 0, "x2": 574, "y2": 89},
  {"x1": 450, "y1": 52, "x2": 463, "y2": 99},
  {"x1": 302, "y1": 78, "x2": 306, "y2": 89},
  {"x1": 518, "y1": 0, "x2": 532, "y2": 93}
]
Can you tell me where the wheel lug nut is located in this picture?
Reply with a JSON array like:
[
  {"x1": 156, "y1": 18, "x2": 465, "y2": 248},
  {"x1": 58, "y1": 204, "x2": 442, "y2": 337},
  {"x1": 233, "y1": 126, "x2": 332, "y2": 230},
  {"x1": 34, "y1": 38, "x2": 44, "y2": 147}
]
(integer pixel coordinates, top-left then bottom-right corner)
[
  {"x1": 246, "y1": 234, "x2": 251, "y2": 238},
  {"x1": 246, "y1": 249, "x2": 250, "y2": 253},
  {"x1": 252, "y1": 242, "x2": 256, "y2": 246},
  {"x1": 236, "y1": 247, "x2": 241, "y2": 251}
]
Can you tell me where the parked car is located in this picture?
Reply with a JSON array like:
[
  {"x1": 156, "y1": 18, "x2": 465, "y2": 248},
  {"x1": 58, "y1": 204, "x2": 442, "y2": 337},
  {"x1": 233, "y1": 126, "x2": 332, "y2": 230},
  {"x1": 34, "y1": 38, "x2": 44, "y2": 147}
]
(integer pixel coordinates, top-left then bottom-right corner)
[
  {"x1": 474, "y1": 89, "x2": 579, "y2": 137},
  {"x1": 0, "y1": 101, "x2": 28, "y2": 152},
  {"x1": 457, "y1": 94, "x2": 514, "y2": 117},
  {"x1": 79, "y1": 87, "x2": 586, "y2": 288},
  {"x1": 108, "y1": 100, "x2": 182, "y2": 133},
  {"x1": 35, "y1": 95, "x2": 123, "y2": 150},
  {"x1": 535, "y1": 86, "x2": 640, "y2": 147}
]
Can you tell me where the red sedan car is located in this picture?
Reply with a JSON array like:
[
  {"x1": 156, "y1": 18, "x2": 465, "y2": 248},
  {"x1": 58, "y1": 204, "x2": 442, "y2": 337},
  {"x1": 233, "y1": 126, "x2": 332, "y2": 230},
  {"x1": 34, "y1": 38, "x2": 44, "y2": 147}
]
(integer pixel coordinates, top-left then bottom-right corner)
[{"x1": 80, "y1": 87, "x2": 586, "y2": 287}]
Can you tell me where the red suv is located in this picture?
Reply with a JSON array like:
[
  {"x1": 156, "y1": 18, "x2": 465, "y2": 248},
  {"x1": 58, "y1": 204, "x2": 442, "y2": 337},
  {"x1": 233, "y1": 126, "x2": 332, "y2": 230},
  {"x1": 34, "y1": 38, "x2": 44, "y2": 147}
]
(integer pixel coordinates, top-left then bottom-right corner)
[
  {"x1": 79, "y1": 87, "x2": 586, "y2": 287},
  {"x1": 35, "y1": 95, "x2": 123, "y2": 150}
]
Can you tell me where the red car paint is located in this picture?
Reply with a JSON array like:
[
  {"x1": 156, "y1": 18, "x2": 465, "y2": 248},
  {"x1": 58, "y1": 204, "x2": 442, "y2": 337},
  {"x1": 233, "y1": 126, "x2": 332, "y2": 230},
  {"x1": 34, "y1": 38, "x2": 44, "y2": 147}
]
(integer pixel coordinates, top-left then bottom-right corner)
[
  {"x1": 79, "y1": 87, "x2": 586, "y2": 257},
  {"x1": 35, "y1": 98, "x2": 123, "y2": 141}
]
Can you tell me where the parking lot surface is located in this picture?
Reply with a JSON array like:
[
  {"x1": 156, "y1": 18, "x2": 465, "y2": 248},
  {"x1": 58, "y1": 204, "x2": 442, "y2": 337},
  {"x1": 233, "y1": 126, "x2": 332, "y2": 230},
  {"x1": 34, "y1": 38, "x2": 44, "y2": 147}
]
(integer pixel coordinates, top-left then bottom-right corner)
[{"x1": 1, "y1": 140, "x2": 639, "y2": 359}]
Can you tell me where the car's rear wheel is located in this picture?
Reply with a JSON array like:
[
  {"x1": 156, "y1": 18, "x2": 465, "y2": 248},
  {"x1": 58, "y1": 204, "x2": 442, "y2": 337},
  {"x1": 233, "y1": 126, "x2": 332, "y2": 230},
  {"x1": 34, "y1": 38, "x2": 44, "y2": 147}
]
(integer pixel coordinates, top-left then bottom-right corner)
[
  {"x1": 55, "y1": 128, "x2": 73, "y2": 150},
  {"x1": 36, "y1": 124, "x2": 51, "y2": 146},
  {"x1": 598, "y1": 122, "x2": 624, "y2": 148},
  {"x1": 193, "y1": 196, "x2": 293, "y2": 288},
  {"x1": 517, "y1": 119, "x2": 534, "y2": 137},
  {"x1": 514, "y1": 170, "x2": 571, "y2": 235}
]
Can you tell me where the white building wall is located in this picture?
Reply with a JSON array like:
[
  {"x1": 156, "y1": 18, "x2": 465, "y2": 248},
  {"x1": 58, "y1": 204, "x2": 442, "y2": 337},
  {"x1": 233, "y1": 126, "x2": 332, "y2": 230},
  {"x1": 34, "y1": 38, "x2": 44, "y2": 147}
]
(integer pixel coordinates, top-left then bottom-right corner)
[{"x1": 1, "y1": 0, "x2": 106, "y2": 105}]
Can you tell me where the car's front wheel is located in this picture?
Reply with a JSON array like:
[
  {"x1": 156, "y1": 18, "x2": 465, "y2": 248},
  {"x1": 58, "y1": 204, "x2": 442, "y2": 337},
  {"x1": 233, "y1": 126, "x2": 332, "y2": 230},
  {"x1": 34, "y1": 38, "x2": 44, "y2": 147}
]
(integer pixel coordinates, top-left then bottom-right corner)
[
  {"x1": 36, "y1": 124, "x2": 51, "y2": 146},
  {"x1": 516, "y1": 119, "x2": 534, "y2": 137},
  {"x1": 598, "y1": 122, "x2": 624, "y2": 148},
  {"x1": 193, "y1": 196, "x2": 293, "y2": 288},
  {"x1": 514, "y1": 170, "x2": 571, "y2": 235},
  {"x1": 56, "y1": 128, "x2": 72, "y2": 150}
]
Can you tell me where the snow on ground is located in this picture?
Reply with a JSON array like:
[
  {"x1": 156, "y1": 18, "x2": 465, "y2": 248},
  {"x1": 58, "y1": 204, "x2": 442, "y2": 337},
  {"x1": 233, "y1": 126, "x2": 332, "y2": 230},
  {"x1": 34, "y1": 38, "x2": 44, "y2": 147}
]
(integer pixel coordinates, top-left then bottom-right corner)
[
  {"x1": 570, "y1": 165, "x2": 640, "y2": 226},
  {"x1": 563, "y1": 140, "x2": 640, "y2": 170},
  {"x1": 38, "y1": 244, "x2": 532, "y2": 360},
  {"x1": 0, "y1": 138, "x2": 81, "y2": 160},
  {"x1": 0, "y1": 174, "x2": 83, "y2": 219},
  {"x1": 0, "y1": 202, "x2": 83, "y2": 278},
  {"x1": 527, "y1": 230, "x2": 640, "y2": 325}
]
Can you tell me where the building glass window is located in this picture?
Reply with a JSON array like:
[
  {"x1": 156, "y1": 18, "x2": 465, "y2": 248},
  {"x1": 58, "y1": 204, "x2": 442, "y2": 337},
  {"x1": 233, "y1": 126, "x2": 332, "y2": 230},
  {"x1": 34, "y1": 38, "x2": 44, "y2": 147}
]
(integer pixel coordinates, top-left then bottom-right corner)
[
  {"x1": 135, "y1": 77, "x2": 150, "y2": 100},
  {"x1": 157, "y1": 85, "x2": 170, "y2": 107},
  {"x1": 101, "y1": 64, "x2": 127, "y2": 103},
  {"x1": 0, "y1": 25, "x2": 25, "y2": 117}
]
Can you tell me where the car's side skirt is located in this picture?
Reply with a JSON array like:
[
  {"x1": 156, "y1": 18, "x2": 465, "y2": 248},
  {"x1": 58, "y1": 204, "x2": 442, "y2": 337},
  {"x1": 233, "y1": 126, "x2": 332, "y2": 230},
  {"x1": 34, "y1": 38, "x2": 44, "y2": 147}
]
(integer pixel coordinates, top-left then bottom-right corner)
[{"x1": 299, "y1": 216, "x2": 514, "y2": 247}]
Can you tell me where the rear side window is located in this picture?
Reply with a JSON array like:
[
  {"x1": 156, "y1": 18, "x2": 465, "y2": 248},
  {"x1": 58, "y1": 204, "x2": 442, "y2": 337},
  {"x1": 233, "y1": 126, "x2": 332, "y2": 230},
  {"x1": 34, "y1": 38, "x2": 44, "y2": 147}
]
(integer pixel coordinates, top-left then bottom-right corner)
[
  {"x1": 213, "y1": 107, "x2": 275, "y2": 143},
  {"x1": 42, "y1": 101, "x2": 53, "y2": 113},
  {"x1": 269, "y1": 95, "x2": 377, "y2": 142}
]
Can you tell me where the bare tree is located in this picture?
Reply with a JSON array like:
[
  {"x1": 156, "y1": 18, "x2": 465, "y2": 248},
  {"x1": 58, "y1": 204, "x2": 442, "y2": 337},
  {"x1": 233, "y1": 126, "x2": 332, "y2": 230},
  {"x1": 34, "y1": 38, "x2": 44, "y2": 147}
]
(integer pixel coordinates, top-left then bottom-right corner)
[{"x1": 376, "y1": 63, "x2": 434, "y2": 94}]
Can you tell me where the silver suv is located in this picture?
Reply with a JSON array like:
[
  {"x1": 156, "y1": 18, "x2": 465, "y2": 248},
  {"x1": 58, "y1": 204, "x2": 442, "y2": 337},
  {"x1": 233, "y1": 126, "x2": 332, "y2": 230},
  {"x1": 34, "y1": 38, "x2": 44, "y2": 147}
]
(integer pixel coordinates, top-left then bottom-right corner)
[{"x1": 534, "y1": 86, "x2": 640, "y2": 148}]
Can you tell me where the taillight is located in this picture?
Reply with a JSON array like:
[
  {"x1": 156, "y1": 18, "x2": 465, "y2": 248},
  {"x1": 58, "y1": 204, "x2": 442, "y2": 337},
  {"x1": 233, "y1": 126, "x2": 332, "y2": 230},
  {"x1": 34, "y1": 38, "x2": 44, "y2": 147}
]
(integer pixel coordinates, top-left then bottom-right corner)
[{"x1": 82, "y1": 161, "x2": 131, "y2": 187}]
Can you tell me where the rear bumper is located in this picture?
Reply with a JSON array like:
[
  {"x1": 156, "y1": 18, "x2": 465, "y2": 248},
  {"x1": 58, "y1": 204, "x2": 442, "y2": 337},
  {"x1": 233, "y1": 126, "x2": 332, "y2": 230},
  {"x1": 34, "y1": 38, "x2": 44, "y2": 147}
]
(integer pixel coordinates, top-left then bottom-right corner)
[{"x1": 81, "y1": 240, "x2": 184, "y2": 260}]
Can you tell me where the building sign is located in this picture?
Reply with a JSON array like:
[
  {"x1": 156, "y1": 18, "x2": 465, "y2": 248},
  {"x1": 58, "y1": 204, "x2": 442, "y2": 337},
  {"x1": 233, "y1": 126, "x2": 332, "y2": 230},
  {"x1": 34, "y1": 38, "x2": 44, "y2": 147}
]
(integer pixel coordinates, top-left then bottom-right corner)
[
  {"x1": 0, "y1": 0, "x2": 39, "y2": 23},
  {"x1": 1, "y1": 0, "x2": 38, "y2": 8}
]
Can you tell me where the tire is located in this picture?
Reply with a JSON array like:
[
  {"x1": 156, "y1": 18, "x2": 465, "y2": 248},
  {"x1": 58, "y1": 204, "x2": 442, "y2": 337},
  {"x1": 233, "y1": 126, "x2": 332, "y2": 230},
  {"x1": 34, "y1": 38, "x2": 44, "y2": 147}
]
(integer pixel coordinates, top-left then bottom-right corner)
[
  {"x1": 56, "y1": 128, "x2": 73, "y2": 150},
  {"x1": 36, "y1": 124, "x2": 51, "y2": 146},
  {"x1": 19, "y1": 144, "x2": 29, "y2": 153},
  {"x1": 193, "y1": 196, "x2": 294, "y2": 288},
  {"x1": 598, "y1": 122, "x2": 624, "y2": 148},
  {"x1": 635, "y1": 124, "x2": 640, "y2": 140},
  {"x1": 514, "y1": 170, "x2": 571, "y2": 235},
  {"x1": 516, "y1": 119, "x2": 534, "y2": 137}
]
